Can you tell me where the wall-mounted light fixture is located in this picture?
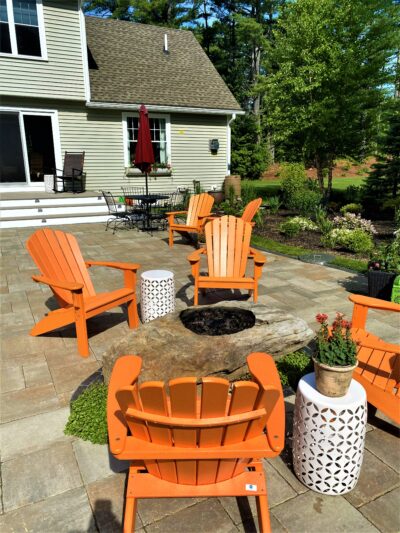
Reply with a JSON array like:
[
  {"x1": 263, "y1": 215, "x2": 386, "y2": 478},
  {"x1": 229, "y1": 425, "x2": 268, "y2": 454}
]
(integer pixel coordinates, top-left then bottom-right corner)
[{"x1": 209, "y1": 139, "x2": 219, "y2": 154}]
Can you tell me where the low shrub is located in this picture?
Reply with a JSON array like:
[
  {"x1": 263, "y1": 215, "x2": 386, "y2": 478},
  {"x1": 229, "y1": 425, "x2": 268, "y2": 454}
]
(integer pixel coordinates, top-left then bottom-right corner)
[
  {"x1": 314, "y1": 206, "x2": 333, "y2": 235},
  {"x1": 332, "y1": 213, "x2": 376, "y2": 235},
  {"x1": 322, "y1": 228, "x2": 374, "y2": 254},
  {"x1": 64, "y1": 383, "x2": 108, "y2": 444},
  {"x1": 290, "y1": 188, "x2": 323, "y2": 216},
  {"x1": 280, "y1": 163, "x2": 308, "y2": 203},
  {"x1": 340, "y1": 203, "x2": 362, "y2": 215},
  {"x1": 276, "y1": 351, "x2": 313, "y2": 390},
  {"x1": 266, "y1": 195, "x2": 282, "y2": 214},
  {"x1": 344, "y1": 185, "x2": 363, "y2": 204},
  {"x1": 280, "y1": 216, "x2": 318, "y2": 237},
  {"x1": 241, "y1": 183, "x2": 259, "y2": 204}
]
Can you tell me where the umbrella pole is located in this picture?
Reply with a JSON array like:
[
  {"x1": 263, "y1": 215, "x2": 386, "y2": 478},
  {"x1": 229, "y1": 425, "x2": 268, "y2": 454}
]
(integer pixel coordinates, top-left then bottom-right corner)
[{"x1": 145, "y1": 172, "x2": 149, "y2": 196}]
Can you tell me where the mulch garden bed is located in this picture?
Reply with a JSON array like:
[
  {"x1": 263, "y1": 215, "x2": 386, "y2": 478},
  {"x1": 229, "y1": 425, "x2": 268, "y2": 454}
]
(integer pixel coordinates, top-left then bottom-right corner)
[{"x1": 254, "y1": 210, "x2": 395, "y2": 260}]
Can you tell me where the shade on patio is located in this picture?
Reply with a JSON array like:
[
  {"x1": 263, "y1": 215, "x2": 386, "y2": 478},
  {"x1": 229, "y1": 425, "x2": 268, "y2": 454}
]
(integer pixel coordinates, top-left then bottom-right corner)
[{"x1": 134, "y1": 104, "x2": 155, "y2": 195}]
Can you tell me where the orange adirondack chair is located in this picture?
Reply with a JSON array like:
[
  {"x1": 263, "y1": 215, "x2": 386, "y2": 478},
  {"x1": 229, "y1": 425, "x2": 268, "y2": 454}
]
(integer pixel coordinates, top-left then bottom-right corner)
[
  {"x1": 350, "y1": 294, "x2": 400, "y2": 424},
  {"x1": 241, "y1": 197, "x2": 263, "y2": 227},
  {"x1": 107, "y1": 352, "x2": 285, "y2": 533},
  {"x1": 167, "y1": 192, "x2": 214, "y2": 247},
  {"x1": 187, "y1": 215, "x2": 266, "y2": 305},
  {"x1": 26, "y1": 228, "x2": 140, "y2": 357}
]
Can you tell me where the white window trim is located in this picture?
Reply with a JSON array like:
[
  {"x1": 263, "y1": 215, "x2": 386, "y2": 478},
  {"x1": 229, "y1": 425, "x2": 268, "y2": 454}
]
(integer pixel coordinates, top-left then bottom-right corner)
[
  {"x1": 78, "y1": 2, "x2": 90, "y2": 102},
  {"x1": 0, "y1": 105, "x2": 61, "y2": 185},
  {"x1": 0, "y1": 0, "x2": 48, "y2": 60},
  {"x1": 122, "y1": 112, "x2": 171, "y2": 168}
]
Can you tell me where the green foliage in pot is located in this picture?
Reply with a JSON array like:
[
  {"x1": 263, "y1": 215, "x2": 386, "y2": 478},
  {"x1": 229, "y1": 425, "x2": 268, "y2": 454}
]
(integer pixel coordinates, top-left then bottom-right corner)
[
  {"x1": 276, "y1": 351, "x2": 313, "y2": 390},
  {"x1": 64, "y1": 382, "x2": 108, "y2": 444},
  {"x1": 369, "y1": 232, "x2": 400, "y2": 274},
  {"x1": 314, "y1": 313, "x2": 357, "y2": 367}
]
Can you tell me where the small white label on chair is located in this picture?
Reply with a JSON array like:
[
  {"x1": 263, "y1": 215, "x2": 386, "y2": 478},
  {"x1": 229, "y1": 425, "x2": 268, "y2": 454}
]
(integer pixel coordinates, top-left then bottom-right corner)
[{"x1": 245, "y1": 484, "x2": 257, "y2": 492}]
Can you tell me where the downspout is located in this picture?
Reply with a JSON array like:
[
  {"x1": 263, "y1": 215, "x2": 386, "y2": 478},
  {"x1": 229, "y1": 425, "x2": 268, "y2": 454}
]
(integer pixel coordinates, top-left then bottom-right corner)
[{"x1": 227, "y1": 113, "x2": 236, "y2": 175}]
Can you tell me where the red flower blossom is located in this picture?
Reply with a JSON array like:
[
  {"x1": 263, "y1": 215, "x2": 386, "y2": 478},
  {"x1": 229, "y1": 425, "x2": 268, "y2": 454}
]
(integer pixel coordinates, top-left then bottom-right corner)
[{"x1": 316, "y1": 313, "x2": 328, "y2": 324}]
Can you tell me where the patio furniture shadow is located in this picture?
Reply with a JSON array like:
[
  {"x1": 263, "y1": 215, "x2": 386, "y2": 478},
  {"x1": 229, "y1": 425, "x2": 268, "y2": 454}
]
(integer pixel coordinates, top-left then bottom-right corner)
[
  {"x1": 85, "y1": 499, "x2": 122, "y2": 533},
  {"x1": 336, "y1": 273, "x2": 368, "y2": 295}
]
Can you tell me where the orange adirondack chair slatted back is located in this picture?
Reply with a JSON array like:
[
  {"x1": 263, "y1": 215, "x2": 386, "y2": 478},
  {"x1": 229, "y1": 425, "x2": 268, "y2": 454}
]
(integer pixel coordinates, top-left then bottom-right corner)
[
  {"x1": 186, "y1": 193, "x2": 214, "y2": 227},
  {"x1": 242, "y1": 198, "x2": 262, "y2": 224},
  {"x1": 205, "y1": 215, "x2": 252, "y2": 278},
  {"x1": 26, "y1": 228, "x2": 95, "y2": 305},
  {"x1": 356, "y1": 345, "x2": 400, "y2": 396},
  {"x1": 116, "y1": 377, "x2": 266, "y2": 486}
]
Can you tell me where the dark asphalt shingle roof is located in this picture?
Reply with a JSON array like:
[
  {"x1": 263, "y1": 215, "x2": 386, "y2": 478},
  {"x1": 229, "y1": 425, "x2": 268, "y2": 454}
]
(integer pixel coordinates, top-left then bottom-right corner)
[{"x1": 85, "y1": 16, "x2": 241, "y2": 111}]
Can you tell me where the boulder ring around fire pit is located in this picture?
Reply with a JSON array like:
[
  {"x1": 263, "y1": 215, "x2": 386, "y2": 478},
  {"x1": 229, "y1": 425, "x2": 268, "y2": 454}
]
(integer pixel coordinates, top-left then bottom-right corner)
[{"x1": 103, "y1": 301, "x2": 313, "y2": 383}]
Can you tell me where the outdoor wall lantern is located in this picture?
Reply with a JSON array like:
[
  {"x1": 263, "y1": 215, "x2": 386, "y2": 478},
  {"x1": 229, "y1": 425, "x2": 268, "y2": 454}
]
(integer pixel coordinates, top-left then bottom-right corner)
[{"x1": 209, "y1": 139, "x2": 219, "y2": 154}]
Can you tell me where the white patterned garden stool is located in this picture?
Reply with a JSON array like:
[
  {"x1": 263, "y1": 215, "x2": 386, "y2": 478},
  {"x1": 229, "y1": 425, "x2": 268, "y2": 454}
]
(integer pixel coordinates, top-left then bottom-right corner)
[
  {"x1": 293, "y1": 372, "x2": 367, "y2": 495},
  {"x1": 140, "y1": 270, "x2": 175, "y2": 323}
]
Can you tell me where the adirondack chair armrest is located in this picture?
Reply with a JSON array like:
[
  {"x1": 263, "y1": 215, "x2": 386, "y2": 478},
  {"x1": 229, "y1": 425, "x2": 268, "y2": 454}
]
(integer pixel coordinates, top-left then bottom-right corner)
[
  {"x1": 107, "y1": 355, "x2": 142, "y2": 456},
  {"x1": 187, "y1": 248, "x2": 206, "y2": 262},
  {"x1": 85, "y1": 260, "x2": 140, "y2": 271},
  {"x1": 31, "y1": 274, "x2": 84, "y2": 292},
  {"x1": 166, "y1": 210, "x2": 187, "y2": 216},
  {"x1": 247, "y1": 352, "x2": 285, "y2": 453},
  {"x1": 349, "y1": 294, "x2": 400, "y2": 329},
  {"x1": 249, "y1": 247, "x2": 266, "y2": 265}
]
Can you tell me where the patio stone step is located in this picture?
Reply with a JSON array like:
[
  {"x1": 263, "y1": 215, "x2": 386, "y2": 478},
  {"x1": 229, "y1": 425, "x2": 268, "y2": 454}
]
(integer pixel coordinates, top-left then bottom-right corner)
[{"x1": 0, "y1": 212, "x2": 110, "y2": 229}]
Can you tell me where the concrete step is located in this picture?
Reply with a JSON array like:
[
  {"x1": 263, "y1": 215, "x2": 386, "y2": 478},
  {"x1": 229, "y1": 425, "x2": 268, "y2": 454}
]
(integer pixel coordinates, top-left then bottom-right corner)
[
  {"x1": 1, "y1": 203, "x2": 109, "y2": 218},
  {"x1": 0, "y1": 212, "x2": 110, "y2": 229}
]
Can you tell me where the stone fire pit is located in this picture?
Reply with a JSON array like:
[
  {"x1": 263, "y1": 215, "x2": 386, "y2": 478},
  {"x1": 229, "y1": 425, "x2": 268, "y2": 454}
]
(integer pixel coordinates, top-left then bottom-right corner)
[{"x1": 102, "y1": 301, "x2": 313, "y2": 383}]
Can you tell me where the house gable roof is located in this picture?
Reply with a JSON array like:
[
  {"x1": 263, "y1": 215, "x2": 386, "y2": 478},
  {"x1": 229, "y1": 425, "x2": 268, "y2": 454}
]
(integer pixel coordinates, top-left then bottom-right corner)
[{"x1": 85, "y1": 16, "x2": 241, "y2": 112}]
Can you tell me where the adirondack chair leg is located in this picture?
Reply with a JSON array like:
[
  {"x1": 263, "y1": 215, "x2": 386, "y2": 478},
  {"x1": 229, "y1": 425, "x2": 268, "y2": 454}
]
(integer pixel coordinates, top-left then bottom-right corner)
[
  {"x1": 73, "y1": 292, "x2": 90, "y2": 357},
  {"x1": 127, "y1": 297, "x2": 139, "y2": 329},
  {"x1": 194, "y1": 285, "x2": 199, "y2": 305},
  {"x1": 253, "y1": 283, "x2": 258, "y2": 303},
  {"x1": 123, "y1": 497, "x2": 137, "y2": 533},
  {"x1": 256, "y1": 494, "x2": 271, "y2": 533}
]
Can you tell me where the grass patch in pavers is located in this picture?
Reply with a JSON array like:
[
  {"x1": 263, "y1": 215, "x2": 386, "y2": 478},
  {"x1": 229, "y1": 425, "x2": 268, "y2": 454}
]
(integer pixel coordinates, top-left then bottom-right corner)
[{"x1": 65, "y1": 383, "x2": 108, "y2": 444}]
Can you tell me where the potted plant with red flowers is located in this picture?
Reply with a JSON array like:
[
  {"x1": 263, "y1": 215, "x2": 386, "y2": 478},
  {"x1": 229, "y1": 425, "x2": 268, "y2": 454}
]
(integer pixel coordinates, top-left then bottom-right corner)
[{"x1": 313, "y1": 312, "x2": 358, "y2": 397}]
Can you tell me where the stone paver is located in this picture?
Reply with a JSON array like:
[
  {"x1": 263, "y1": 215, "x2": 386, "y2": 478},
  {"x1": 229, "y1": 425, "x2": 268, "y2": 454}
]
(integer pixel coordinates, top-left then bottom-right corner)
[
  {"x1": 360, "y1": 487, "x2": 400, "y2": 533},
  {"x1": 272, "y1": 491, "x2": 379, "y2": 532},
  {"x1": 0, "y1": 488, "x2": 96, "y2": 533},
  {"x1": 0, "y1": 223, "x2": 399, "y2": 532},
  {"x1": 73, "y1": 439, "x2": 129, "y2": 485},
  {"x1": 344, "y1": 449, "x2": 399, "y2": 508},
  {"x1": 0, "y1": 406, "x2": 72, "y2": 461},
  {"x1": 2, "y1": 441, "x2": 82, "y2": 512}
]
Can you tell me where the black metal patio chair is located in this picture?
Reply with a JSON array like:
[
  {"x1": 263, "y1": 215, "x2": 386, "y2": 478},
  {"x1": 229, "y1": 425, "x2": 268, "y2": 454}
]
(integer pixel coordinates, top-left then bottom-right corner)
[{"x1": 102, "y1": 191, "x2": 133, "y2": 234}]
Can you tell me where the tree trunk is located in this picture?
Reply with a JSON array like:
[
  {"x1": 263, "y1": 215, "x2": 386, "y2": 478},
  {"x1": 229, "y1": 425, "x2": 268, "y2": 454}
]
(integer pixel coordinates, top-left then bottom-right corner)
[
  {"x1": 326, "y1": 165, "x2": 334, "y2": 200},
  {"x1": 315, "y1": 156, "x2": 324, "y2": 192}
]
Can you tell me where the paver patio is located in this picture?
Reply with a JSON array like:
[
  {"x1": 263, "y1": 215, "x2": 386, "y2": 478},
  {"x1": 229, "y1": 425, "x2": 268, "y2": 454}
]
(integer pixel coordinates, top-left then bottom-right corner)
[{"x1": 0, "y1": 223, "x2": 399, "y2": 532}]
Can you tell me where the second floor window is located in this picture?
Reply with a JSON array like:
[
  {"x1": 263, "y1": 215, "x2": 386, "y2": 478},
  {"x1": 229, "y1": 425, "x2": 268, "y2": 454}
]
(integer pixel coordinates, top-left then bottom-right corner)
[
  {"x1": 1, "y1": 0, "x2": 45, "y2": 58},
  {"x1": 127, "y1": 116, "x2": 168, "y2": 166}
]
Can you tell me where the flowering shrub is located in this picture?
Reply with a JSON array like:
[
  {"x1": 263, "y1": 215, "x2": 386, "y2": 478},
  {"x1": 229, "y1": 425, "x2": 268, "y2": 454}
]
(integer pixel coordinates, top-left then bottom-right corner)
[
  {"x1": 279, "y1": 216, "x2": 318, "y2": 237},
  {"x1": 340, "y1": 203, "x2": 362, "y2": 215},
  {"x1": 314, "y1": 312, "x2": 357, "y2": 367},
  {"x1": 322, "y1": 228, "x2": 373, "y2": 254},
  {"x1": 369, "y1": 232, "x2": 400, "y2": 274},
  {"x1": 332, "y1": 213, "x2": 376, "y2": 235}
]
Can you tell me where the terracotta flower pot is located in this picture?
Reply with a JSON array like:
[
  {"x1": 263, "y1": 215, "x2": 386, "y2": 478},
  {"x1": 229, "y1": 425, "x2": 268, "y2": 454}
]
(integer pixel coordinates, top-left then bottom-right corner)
[{"x1": 313, "y1": 357, "x2": 358, "y2": 397}]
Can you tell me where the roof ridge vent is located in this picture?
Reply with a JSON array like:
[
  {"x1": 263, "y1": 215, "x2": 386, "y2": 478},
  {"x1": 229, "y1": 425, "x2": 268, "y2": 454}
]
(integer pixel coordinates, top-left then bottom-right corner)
[{"x1": 164, "y1": 33, "x2": 169, "y2": 55}]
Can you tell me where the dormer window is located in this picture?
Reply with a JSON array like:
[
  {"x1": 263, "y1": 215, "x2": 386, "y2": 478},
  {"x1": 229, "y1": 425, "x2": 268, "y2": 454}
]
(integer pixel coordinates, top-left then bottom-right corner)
[{"x1": 0, "y1": 0, "x2": 46, "y2": 59}]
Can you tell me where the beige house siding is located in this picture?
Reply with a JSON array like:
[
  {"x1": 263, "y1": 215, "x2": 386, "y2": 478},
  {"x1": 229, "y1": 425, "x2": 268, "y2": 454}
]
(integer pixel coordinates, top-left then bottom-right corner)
[
  {"x1": 1, "y1": 98, "x2": 229, "y2": 193},
  {"x1": 0, "y1": 1, "x2": 86, "y2": 101}
]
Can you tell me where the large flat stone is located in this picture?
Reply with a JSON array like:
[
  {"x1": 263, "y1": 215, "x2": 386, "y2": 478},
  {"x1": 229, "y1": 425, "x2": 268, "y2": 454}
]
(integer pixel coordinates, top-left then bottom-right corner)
[
  {"x1": 0, "y1": 488, "x2": 96, "y2": 533},
  {"x1": 73, "y1": 439, "x2": 129, "y2": 485},
  {"x1": 0, "y1": 365, "x2": 25, "y2": 393},
  {"x1": 2, "y1": 441, "x2": 82, "y2": 512},
  {"x1": 272, "y1": 491, "x2": 378, "y2": 532},
  {"x1": 365, "y1": 427, "x2": 400, "y2": 473},
  {"x1": 0, "y1": 406, "x2": 72, "y2": 461},
  {"x1": 138, "y1": 496, "x2": 204, "y2": 527},
  {"x1": 1, "y1": 383, "x2": 60, "y2": 423},
  {"x1": 360, "y1": 487, "x2": 400, "y2": 532},
  {"x1": 87, "y1": 473, "x2": 144, "y2": 532},
  {"x1": 144, "y1": 499, "x2": 237, "y2": 533},
  {"x1": 344, "y1": 449, "x2": 399, "y2": 508},
  {"x1": 103, "y1": 301, "x2": 313, "y2": 383}
]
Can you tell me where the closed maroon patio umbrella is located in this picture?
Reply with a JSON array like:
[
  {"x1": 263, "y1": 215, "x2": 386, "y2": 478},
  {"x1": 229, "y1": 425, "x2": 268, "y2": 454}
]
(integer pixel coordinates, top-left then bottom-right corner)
[{"x1": 134, "y1": 104, "x2": 155, "y2": 196}]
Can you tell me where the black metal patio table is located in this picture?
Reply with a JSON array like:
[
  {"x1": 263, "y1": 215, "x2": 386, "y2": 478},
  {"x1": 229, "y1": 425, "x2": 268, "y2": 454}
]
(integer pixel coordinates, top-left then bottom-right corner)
[{"x1": 126, "y1": 194, "x2": 169, "y2": 232}]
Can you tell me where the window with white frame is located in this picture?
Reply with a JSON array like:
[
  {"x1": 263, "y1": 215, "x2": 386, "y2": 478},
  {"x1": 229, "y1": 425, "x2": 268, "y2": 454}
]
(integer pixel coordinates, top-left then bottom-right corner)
[
  {"x1": 127, "y1": 116, "x2": 168, "y2": 166},
  {"x1": 1, "y1": 0, "x2": 45, "y2": 58}
]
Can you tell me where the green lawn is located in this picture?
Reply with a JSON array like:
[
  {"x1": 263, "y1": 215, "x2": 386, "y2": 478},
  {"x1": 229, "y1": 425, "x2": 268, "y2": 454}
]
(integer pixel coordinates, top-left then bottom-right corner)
[{"x1": 242, "y1": 176, "x2": 365, "y2": 197}]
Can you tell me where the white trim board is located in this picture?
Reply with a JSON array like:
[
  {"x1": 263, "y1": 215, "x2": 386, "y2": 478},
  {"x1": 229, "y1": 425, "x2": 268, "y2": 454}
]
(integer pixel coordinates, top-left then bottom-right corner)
[{"x1": 88, "y1": 102, "x2": 244, "y2": 116}]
